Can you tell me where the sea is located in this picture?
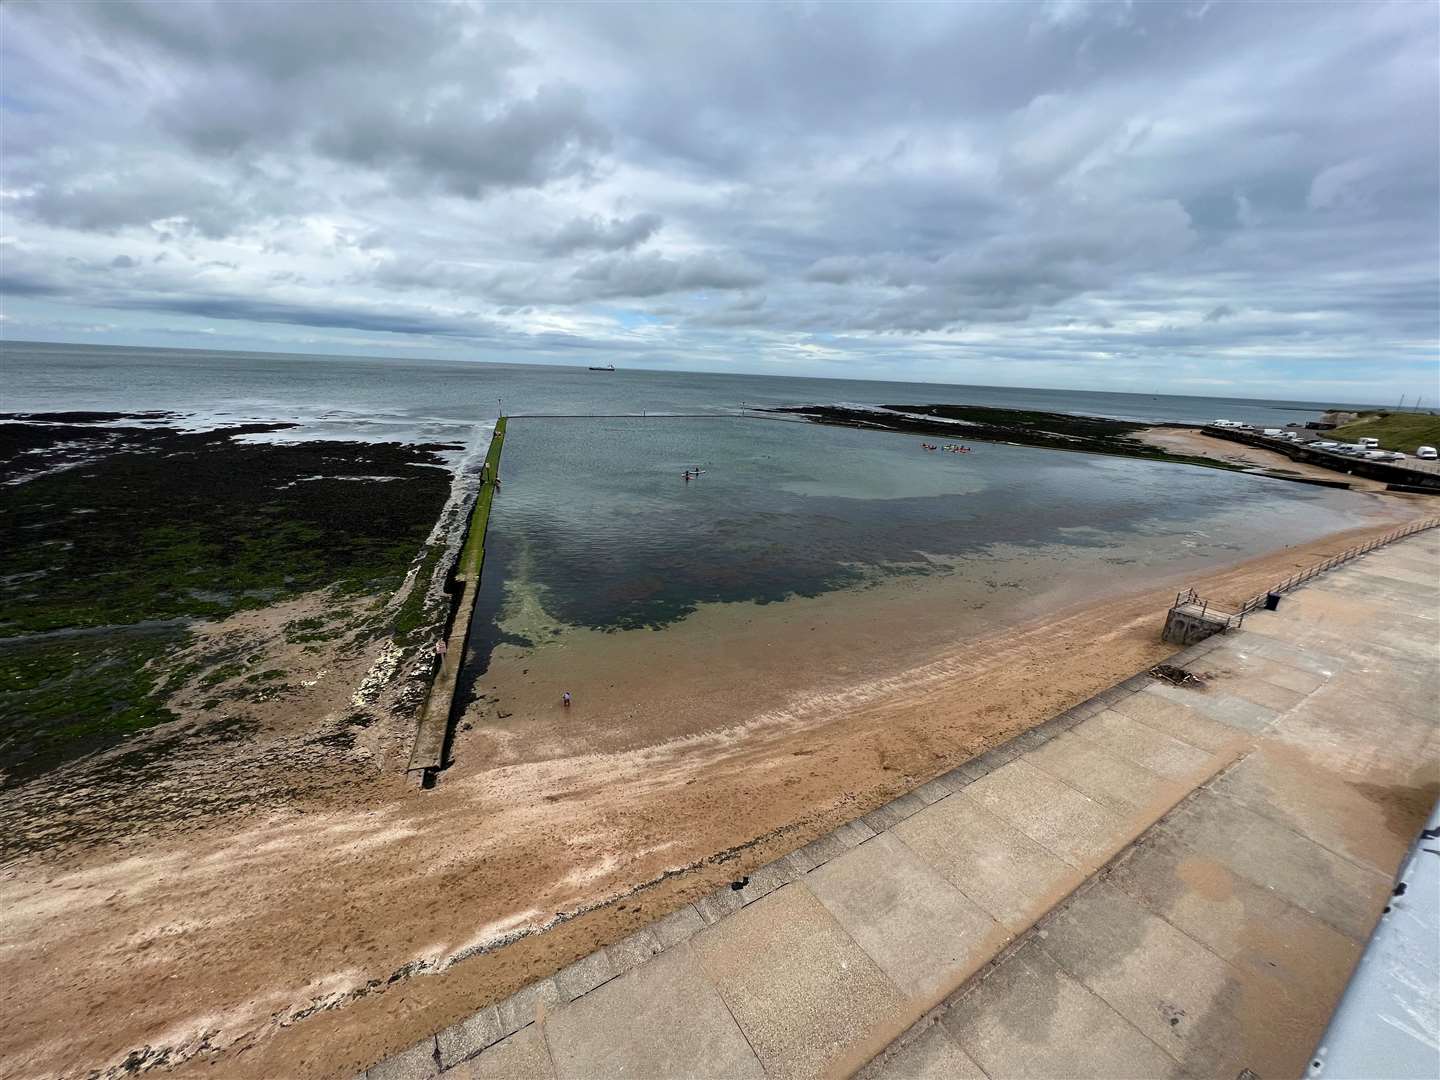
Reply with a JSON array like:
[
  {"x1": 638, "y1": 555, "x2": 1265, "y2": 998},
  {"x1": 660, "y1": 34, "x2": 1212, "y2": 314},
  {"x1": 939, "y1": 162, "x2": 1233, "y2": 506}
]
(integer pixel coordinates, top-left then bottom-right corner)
[
  {"x1": 2, "y1": 339, "x2": 1353, "y2": 440},
  {"x1": 2, "y1": 340, "x2": 1393, "y2": 653}
]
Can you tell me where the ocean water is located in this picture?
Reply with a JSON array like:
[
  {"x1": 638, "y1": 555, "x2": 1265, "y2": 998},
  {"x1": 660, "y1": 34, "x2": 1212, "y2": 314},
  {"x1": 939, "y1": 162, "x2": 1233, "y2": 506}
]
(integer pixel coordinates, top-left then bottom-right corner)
[{"x1": 2, "y1": 339, "x2": 1350, "y2": 439}]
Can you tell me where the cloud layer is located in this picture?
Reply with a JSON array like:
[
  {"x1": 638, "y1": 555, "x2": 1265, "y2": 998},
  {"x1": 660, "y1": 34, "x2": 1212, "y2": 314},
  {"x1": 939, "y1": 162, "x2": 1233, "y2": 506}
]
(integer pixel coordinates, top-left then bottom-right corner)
[{"x1": 2, "y1": 0, "x2": 1436, "y2": 399}]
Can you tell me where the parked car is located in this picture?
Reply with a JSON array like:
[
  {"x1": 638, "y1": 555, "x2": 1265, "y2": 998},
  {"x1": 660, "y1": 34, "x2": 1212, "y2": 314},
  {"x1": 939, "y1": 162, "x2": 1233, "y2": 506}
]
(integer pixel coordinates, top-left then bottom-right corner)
[
  {"x1": 1361, "y1": 450, "x2": 1390, "y2": 461},
  {"x1": 1315, "y1": 441, "x2": 1339, "y2": 449},
  {"x1": 1417, "y1": 445, "x2": 1438, "y2": 460},
  {"x1": 1357, "y1": 437, "x2": 1381, "y2": 449},
  {"x1": 1262, "y1": 428, "x2": 1283, "y2": 437},
  {"x1": 1280, "y1": 431, "x2": 1301, "y2": 440},
  {"x1": 1378, "y1": 451, "x2": 1408, "y2": 462}
]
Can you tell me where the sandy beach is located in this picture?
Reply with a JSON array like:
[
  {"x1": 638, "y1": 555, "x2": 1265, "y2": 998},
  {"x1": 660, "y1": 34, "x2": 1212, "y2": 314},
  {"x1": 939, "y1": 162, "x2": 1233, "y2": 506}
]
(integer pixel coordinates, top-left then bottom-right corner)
[
  {"x1": 1138, "y1": 427, "x2": 1393, "y2": 491},
  {"x1": 0, "y1": 507, "x2": 1428, "y2": 1080}
]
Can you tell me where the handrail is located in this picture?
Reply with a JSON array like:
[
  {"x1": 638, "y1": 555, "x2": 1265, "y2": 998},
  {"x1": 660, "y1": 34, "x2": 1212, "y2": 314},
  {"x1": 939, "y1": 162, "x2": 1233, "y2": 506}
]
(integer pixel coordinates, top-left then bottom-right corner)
[{"x1": 1172, "y1": 516, "x2": 1439, "y2": 628}]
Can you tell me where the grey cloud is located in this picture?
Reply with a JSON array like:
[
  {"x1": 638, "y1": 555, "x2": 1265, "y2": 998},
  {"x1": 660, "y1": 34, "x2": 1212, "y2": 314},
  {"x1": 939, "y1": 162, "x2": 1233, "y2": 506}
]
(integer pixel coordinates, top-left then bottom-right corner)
[
  {"x1": 114, "y1": 293, "x2": 502, "y2": 339},
  {"x1": 312, "y1": 86, "x2": 609, "y2": 199},
  {"x1": 11, "y1": 158, "x2": 259, "y2": 238},
  {"x1": 570, "y1": 252, "x2": 765, "y2": 299},
  {"x1": 804, "y1": 256, "x2": 867, "y2": 285},
  {"x1": 0, "y1": 1, "x2": 1435, "y2": 391},
  {"x1": 542, "y1": 213, "x2": 663, "y2": 255}
]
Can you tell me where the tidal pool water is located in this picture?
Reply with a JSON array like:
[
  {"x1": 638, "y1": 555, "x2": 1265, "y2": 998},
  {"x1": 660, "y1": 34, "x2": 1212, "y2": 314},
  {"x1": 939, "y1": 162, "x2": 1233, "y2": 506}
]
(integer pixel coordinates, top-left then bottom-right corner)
[{"x1": 468, "y1": 415, "x2": 1383, "y2": 672}]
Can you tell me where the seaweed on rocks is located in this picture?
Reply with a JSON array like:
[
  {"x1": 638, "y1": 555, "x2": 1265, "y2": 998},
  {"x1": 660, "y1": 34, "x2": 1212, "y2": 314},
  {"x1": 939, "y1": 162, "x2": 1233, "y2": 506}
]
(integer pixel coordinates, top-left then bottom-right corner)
[
  {"x1": 773, "y1": 403, "x2": 1241, "y2": 470},
  {"x1": 0, "y1": 413, "x2": 452, "y2": 784}
]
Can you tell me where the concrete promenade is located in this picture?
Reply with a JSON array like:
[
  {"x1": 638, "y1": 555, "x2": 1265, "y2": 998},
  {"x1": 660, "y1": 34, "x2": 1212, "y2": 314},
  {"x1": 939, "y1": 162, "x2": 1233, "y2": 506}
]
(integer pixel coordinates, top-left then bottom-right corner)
[{"x1": 368, "y1": 531, "x2": 1438, "y2": 1080}]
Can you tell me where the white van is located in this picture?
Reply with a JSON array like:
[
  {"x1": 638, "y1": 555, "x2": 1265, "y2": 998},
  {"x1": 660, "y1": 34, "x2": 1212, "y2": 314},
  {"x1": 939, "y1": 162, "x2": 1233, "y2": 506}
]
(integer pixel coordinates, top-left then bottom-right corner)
[
  {"x1": 1417, "y1": 445, "x2": 1438, "y2": 460},
  {"x1": 1357, "y1": 437, "x2": 1380, "y2": 449},
  {"x1": 1262, "y1": 428, "x2": 1282, "y2": 437}
]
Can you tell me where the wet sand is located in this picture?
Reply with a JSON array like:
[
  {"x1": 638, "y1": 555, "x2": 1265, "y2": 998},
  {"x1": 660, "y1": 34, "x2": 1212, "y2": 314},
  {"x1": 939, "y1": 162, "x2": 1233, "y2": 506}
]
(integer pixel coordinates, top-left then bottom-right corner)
[{"x1": 0, "y1": 511, "x2": 1428, "y2": 1080}]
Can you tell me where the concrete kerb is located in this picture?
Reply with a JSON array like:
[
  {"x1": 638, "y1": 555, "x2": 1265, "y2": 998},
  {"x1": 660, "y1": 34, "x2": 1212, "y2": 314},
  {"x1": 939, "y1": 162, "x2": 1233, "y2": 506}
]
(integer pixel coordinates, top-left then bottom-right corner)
[{"x1": 364, "y1": 628, "x2": 1238, "y2": 1078}]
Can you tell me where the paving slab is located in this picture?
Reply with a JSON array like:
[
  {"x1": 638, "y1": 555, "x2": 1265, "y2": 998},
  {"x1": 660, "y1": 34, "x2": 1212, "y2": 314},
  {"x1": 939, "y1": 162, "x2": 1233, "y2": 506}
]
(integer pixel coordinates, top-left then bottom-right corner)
[
  {"x1": 737, "y1": 856, "x2": 801, "y2": 904},
  {"x1": 963, "y1": 758, "x2": 1129, "y2": 867},
  {"x1": 495, "y1": 978, "x2": 560, "y2": 1037},
  {"x1": 1219, "y1": 675, "x2": 1309, "y2": 712},
  {"x1": 1070, "y1": 708, "x2": 1219, "y2": 779},
  {"x1": 694, "y1": 882, "x2": 746, "y2": 925},
  {"x1": 690, "y1": 882, "x2": 905, "y2": 1080},
  {"x1": 1205, "y1": 745, "x2": 1418, "y2": 875},
  {"x1": 1225, "y1": 632, "x2": 1346, "y2": 676},
  {"x1": 892, "y1": 792, "x2": 1081, "y2": 931},
  {"x1": 370, "y1": 1038, "x2": 439, "y2": 1080},
  {"x1": 941, "y1": 940, "x2": 1185, "y2": 1079},
  {"x1": 1038, "y1": 882, "x2": 1248, "y2": 1078},
  {"x1": 1023, "y1": 732, "x2": 1185, "y2": 815},
  {"x1": 437, "y1": 1007, "x2": 502, "y2": 1070},
  {"x1": 912, "y1": 778, "x2": 952, "y2": 805},
  {"x1": 1105, "y1": 827, "x2": 1362, "y2": 1079},
  {"x1": 860, "y1": 1023, "x2": 986, "y2": 1080},
  {"x1": 789, "y1": 830, "x2": 852, "y2": 871},
  {"x1": 1201, "y1": 646, "x2": 1329, "y2": 694},
  {"x1": 447, "y1": 1025, "x2": 552, "y2": 1080},
  {"x1": 1153, "y1": 789, "x2": 1388, "y2": 941},
  {"x1": 544, "y1": 943, "x2": 764, "y2": 1080},
  {"x1": 551, "y1": 949, "x2": 614, "y2": 1002},
  {"x1": 805, "y1": 831, "x2": 1007, "y2": 1001},
  {"x1": 1142, "y1": 682, "x2": 1279, "y2": 734},
  {"x1": 603, "y1": 928, "x2": 663, "y2": 975},
  {"x1": 1106, "y1": 689, "x2": 1243, "y2": 752},
  {"x1": 647, "y1": 903, "x2": 704, "y2": 947},
  {"x1": 1268, "y1": 681, "x2": 1437, "y2": 779}
]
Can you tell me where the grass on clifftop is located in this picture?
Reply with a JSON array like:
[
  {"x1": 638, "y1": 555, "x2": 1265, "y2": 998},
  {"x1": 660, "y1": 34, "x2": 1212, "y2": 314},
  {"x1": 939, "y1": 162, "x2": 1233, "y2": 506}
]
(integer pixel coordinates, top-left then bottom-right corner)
[{"x1": 1331, "y1": 412, "x2": 1440, "y2": 452}]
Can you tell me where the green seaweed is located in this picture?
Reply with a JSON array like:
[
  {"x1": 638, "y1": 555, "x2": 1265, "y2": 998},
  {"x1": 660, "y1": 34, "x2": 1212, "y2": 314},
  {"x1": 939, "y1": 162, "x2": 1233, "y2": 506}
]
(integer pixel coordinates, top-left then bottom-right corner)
[{"x1": 0, "y1": 416, "x2": 453, "y2": 781}]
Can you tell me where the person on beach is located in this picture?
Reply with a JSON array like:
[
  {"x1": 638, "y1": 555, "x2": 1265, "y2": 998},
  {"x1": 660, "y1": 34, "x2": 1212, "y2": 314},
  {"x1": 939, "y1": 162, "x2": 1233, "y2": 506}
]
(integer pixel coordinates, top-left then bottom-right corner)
[{"x1": 562, "y1": 691, "x2": 572, "y2": 707}]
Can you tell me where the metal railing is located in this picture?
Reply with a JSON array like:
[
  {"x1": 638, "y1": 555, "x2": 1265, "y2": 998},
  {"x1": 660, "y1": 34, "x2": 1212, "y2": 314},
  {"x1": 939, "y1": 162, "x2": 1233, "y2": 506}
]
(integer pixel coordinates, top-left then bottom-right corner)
[
  {"x1": 1170, "y1": 587, "x2": 1243, "y2": 630},
  {"x1": 1234, "y1": 516, "x2": 1440, "y2": 615},
  {"x1": 1171, "y1": 516, "x2": 1439, "y2": 629}
]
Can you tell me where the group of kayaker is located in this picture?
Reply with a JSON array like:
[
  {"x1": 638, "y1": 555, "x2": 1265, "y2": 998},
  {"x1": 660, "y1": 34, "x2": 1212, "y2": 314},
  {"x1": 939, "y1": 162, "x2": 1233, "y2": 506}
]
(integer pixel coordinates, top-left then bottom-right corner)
[{"x1": 920, "y1": 443, "x2": 972, "y2": 454}]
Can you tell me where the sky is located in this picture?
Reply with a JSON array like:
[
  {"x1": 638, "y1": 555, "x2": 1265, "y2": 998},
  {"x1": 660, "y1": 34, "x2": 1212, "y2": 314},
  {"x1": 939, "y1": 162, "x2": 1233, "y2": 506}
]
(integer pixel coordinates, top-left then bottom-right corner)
[{"x1": 1, "y1": 0, "x2": 1437, "y2": 402}]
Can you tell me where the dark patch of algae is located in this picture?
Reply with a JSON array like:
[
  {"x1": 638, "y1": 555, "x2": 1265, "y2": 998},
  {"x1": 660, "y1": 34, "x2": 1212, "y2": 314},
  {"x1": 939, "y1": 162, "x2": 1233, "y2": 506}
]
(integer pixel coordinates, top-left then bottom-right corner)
[{"x1": 0, "y1": 414, "x2": 452, "y2": 784}]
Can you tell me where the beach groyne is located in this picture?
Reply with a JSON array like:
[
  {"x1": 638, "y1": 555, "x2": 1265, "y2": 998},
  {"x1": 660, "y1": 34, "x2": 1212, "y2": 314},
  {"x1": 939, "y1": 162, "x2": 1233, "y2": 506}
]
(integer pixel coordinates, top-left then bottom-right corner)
[{"x1": 408, "y1": 418, "x2": 506, "y2": 783}]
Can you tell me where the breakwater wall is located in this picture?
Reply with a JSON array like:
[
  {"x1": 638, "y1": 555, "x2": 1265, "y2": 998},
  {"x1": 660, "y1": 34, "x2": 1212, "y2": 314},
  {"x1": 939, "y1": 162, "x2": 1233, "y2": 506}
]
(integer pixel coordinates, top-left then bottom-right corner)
[
  {"x1": 408, "y1": 418, "x2": 506, "y2": 782},
  {"x1": 1200, "y1": 426, "x2": 1440, "y2": 491}
]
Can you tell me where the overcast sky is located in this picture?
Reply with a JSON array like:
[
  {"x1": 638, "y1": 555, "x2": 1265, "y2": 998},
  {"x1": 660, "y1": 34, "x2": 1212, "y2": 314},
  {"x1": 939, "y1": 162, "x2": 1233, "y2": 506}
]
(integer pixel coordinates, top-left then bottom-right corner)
[{"x1": 2, "y1": 1, "x2": 1436, "y2": 401}]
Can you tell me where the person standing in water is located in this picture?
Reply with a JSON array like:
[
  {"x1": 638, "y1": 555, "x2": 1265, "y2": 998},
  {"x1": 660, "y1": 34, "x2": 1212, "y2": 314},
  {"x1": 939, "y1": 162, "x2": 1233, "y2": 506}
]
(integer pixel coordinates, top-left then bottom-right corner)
[{"x1": 562, "y1": 691, "x2": 572, "y2": 708}]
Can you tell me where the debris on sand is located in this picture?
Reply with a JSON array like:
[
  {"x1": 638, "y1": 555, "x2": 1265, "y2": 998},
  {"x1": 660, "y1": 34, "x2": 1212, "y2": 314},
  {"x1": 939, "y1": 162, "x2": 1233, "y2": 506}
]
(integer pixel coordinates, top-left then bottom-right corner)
[{"x1": 1149, "y1": 663, "x2": 1206, "y2": 688}]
